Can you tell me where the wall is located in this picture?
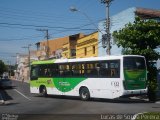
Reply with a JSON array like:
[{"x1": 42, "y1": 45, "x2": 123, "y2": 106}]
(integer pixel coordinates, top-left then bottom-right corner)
[
  {"x1": 98, "y1": 7, "x2": 136, "y2": 56},
  {"x1": 76, "y1": 32, "x2": 98, "y2": 58}
]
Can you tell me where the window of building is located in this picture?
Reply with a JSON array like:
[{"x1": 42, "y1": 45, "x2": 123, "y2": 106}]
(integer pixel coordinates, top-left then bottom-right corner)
[
  {"x1": 71, "y1": 49, "x2": 76, "y2": 57},
  {"x1": 84, "y1": 47, "x2": 87, "y2": 56},
  {"x1": 92, "y1": 46, "x2": 96, "y2": 54},
  {"x1": 36, "y1": 42, "x2": 40, "y2": 51}
]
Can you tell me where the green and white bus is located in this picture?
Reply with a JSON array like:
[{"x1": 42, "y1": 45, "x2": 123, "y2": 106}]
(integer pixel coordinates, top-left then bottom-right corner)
[{"x1": 30, "y1": 55, "x2": 147, "y2": 100}]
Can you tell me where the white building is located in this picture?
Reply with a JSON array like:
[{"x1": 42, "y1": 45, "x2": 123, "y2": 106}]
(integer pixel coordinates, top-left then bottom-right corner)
[
  {"x1": 15, "y1": 51, "x2": 38, "y2": 81},
  {"x1": 98, "y1": 7, "x2": 160, "y2": 56}
]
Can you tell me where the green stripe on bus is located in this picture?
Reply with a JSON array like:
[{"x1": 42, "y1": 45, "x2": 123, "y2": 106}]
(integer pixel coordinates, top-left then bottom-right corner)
[
  {"x1": 53, "y1": 77, "x2": 86, "y2": 92},
  {"x1": 30, "y1": 78, "x2": 55, "y2": 87},
  {"x1": 30, "y1": 77, "x2": 87, "y2": 92},
  {"x1": 31, "y1": 59, "x2": 56, "y2": 65}
]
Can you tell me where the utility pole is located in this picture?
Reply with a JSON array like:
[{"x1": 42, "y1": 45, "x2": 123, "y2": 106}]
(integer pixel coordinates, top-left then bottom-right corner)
[
  {"x1": 7, "y1": 60, "x2": 11, "y2": 78},
  {"x1": 37, "y1": 29, "x2": 50, "y2": 59},
  {"x1": 22, "y1": 44, "x2": 32, "y2": 80},
  {"x1": 100, "y1": 0, "x2": 113, "y2": 55}
]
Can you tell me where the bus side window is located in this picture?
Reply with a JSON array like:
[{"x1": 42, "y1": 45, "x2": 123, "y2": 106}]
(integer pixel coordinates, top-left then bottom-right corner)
[
  {"x1": 71, "y1": 64, "x2": 80, "y2": 76},
  {"x1": 110, "y1": 60, "x2": 120, "y2": 78},
  {"x1": 99, "y1": 60, "x2": 120, "y2": 78},
  {"x1": 51, "y1": 64, "x2": 59, "y2": 77},
  {"x1": 111, "y1": 69, "x2": 116, "y2": 77},
  {"x1": 59, "y1": 64, "x2": 70, "y2": 76},
  {"x1": 99, "y1": 62, "x2": 110, "y2": 77}
]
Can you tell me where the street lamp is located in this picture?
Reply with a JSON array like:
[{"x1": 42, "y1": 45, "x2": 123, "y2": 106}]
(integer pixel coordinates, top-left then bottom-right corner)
[
  {"x1": 22, "y1": 44, "x2": 32, "y2": 80},
  {"x1": 70, "y1": 6, "x2": 103, "y2": 34},
  {"x1": 70, "y1": 6, "x2": 110, "y2": 55},
  {"x1": 100, "y1": 0, "x2": 113, "y2": 55}
]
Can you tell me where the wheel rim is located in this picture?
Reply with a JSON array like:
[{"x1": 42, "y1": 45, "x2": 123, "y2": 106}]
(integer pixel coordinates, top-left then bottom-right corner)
[
  {"x1": 41, "y1": 87, "x2": 47, "y2": 96},
  {"x1": 42, "y1": 88, "x2": 46, "y2": 94},
  {"x1": 82, "y1": 91, "x2": 87, "y2": 99}
]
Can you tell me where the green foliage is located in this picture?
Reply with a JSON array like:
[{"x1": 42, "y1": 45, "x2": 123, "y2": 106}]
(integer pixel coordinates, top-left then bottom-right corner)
[
  {"x1": 113, "y1": 17, "x2": 160, "y2": 92},
  {"x1": 0, "y1": 60, "x2": 7, "y2": 75},
  {"x1": 113, "y1": 18, "x2": 160, "y2": 62}
]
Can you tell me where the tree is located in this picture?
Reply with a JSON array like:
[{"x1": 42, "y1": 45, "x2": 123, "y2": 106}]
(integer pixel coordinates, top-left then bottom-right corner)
[
  {"x1": 113, "y1": 17, "x2": 160, "y2": 101},
  {"x1": 0, "y1": 60, "x2": 7, "y2": 75},
  {"x1": 113, "y1": 17, "x2": 160, "y2": 63}
]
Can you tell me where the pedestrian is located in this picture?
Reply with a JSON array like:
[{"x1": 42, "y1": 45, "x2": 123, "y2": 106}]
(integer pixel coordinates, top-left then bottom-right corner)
[{"x1": 22, "y1": 76, "x2": 24, "y2": 83}]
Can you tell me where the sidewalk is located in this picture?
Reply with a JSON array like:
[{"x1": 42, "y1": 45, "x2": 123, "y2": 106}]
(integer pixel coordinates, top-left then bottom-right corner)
[{"x1": 130, "y1": 95, "x2": 160, "y2": 103}]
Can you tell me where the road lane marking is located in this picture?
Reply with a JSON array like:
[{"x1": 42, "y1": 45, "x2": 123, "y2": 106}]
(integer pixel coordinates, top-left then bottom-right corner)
[{"x1": 14, "y1": 89, "x2": 31, "y2": 101}]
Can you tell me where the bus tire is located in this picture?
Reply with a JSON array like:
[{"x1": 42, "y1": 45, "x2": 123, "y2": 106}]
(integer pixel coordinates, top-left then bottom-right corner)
[
  {"x1": 40, "y1": 86, "x2": 47, "y2": 97},
  {"x1": 79, "y1": 87, "x2": 90, "y2": 101}
]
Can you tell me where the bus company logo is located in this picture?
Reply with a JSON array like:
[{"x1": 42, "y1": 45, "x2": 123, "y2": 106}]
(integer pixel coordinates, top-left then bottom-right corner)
[
  {"x1": 47, "y1": 80, "x2": 52, "y2": 84},
  {"x1": 59, "y1": 81, "x2": 70, "y2": 86},
  {"x1": 111, "y1": 81, "x2": 119, "y2": 87},
  {"x1": 2, "y1": 114, "x2": 18, "y2": 120}
]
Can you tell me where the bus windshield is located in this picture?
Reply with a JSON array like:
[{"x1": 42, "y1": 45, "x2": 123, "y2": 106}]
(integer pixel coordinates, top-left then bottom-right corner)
[{"x1": 123, "y1": 57, "x2": 145, "y2": 70}]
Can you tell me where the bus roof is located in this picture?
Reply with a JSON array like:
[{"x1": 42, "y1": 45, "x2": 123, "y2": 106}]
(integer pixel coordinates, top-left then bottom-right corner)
[{"x1": 31, "y1": 55, "x2": 144, "y2": 65}]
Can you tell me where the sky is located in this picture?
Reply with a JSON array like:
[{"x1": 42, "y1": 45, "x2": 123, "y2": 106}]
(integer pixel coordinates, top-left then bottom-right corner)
[{"x1": 0, "y1": 0, "x2": 160, "y2": 64}]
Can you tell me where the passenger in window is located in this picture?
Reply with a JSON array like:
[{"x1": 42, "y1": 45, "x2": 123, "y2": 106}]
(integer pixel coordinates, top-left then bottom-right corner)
[
  {"x1": 45, "y1": 69, "x2": 50, "y2": 76},
  {"x1": 111, "y1": 69, "x2": 116, "y2": 77}
]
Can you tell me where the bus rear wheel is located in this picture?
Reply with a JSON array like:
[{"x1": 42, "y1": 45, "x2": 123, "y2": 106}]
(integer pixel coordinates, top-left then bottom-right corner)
[
  {"x1": 40, "y1": 86, "x2": 47, "y2": 97},
  {"x1": 80, "y1": 87, "x2": 90, "y2": 101}
]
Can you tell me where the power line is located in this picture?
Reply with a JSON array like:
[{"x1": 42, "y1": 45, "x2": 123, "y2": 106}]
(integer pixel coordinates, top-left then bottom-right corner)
[
  {"x1": 0, "y1": 8, "x2": 91, "y2": 25},
  {"x1": 0, "y1": 23, "x2": 97, "y2": 42},
  {"x1": 0, "y1": 12, "x2": 89, "y2": 25},
  {"x1": 0, "y1": 22, "x2": 97, "y2": 31},
  {"x1": 0, "y1": 5, "x2": 89, "y2": 22}
]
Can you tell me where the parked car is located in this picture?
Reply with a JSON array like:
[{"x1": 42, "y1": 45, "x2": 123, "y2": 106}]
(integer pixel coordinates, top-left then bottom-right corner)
[{"x1": 0, "y1": 78, "x2": 12, "y2": 88}]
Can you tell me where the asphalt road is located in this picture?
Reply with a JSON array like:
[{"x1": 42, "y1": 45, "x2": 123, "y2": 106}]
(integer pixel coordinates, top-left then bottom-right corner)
[{"x1": 0, "y1": 80, "x2": 160, "y2": 120}]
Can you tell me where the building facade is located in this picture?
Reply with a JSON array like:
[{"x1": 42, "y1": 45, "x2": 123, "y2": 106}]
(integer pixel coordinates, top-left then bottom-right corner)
[
  {"x1": 62, "y1": 33, "x2": 84, "y2": 58},
  {"x1": 76, "y1": 32, "x2": 98, "y2": 58},
  {"x1": 36, "y1": 33, "x2": 84, "y2": 59},
  {"x1": 15, "y1": 51, "x2": 38, "y2": 81}
]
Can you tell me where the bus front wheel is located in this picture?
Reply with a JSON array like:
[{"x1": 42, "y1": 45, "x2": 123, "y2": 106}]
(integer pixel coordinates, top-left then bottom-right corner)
[
  {"x1": 40, "y1": 86, "x2": 47, "y2": 97},
  {"x1": 80, "y1": 87, "x2": 90, "y2": 101}
]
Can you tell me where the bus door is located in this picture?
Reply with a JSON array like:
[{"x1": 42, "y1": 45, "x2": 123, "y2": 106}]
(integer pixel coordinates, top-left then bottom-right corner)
[
  {"x1": 57, "y1": 64, "x2": 70, "y2": 95},
  {"x1": 30, "y1": 65, "x2": 39, "y2": 93}
]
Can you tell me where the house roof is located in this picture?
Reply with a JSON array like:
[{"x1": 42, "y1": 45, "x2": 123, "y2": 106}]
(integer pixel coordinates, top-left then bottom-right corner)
[{"x1": 135, "y1": 8, "x2": 160, "y2": 19}]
